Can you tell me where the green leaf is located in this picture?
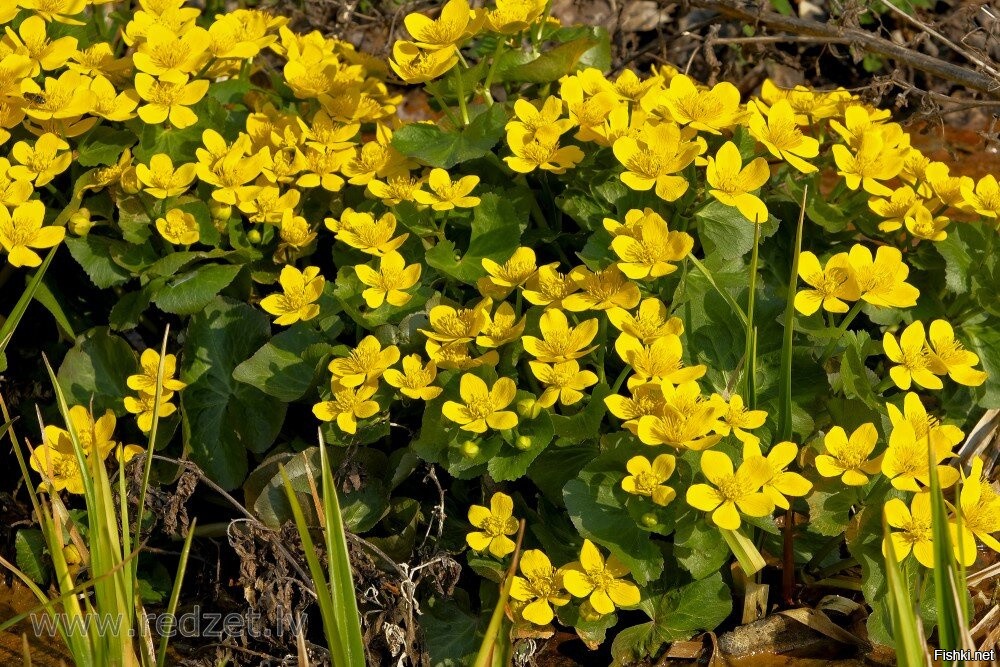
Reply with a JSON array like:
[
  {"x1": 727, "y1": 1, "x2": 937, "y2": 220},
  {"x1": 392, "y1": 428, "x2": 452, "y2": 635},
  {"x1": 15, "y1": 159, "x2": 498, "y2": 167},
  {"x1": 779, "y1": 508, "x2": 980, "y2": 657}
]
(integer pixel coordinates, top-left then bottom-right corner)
[
  {"x1": 57, "y1": 327, "x2": 137, "y2": 416},
  {"x1": 151, "y1": 263, "x2": 242, "y2": 315},
  {"x1": 425, "y1": 192, "x2": 524, "y2": 284},
  {"x1": 109, "y1": 285, "x2": 156, "y2": 331},
  {"x1": 696, "y1": 201, "x2": 756, "y2": 260},
  {"x1": 552, "y1": 383, "x2": 611, "y2": 440},
  {"x1": 674, "y1": 514, "x2": 729, "y2": 579},
  {"x1": 233, "y1": 324, "x2": 331, "y2": 401},
  {"x1": 423, "y1": 594, "x2": 483, "y2": 667},
  {"x1": 65, "y1": 235, "x2": 132, "y2": 288},
  {"x1": 839, "y1": 332, "x2": 878, "y2": 408},
  {"x1": 805, "y1": 481, "x2": 858, "y2": 537},
  {"x1": 497, "y1": 30, "x2": 605, "y2": 83},
  {"x1": 611, "y1": 573, "x2": 732, "y2": 665},
  {"x1": 964, "y1": 320, "x2": 1000, "y2": 408},
  {"x1": 563, "y1": 451, "x2": 663, "y2": 584},
  {"x1": 486, "y1": 411, "x2": 553, "y2": 481},
  {"x1": 181, "y1": 298, "x2": 286, "y2": 489},
  {"x1": 76, "y1": 126, "x2": 136, "y2": 167},
  {"x1": 14, "y1": 529, "x2": 49, "y2": 585},
  {"x1": 391, "y1": 104, "x2": 507, "y2": 169}
]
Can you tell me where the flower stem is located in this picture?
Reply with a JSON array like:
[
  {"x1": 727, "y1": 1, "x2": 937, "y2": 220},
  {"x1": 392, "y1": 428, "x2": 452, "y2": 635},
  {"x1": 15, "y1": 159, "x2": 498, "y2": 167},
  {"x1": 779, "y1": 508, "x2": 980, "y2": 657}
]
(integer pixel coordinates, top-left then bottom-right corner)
[
  {"x1": 820, "y1": 300, "x2": 864, "y2": 361},
  {"x1": 454, "y1": 72, "x2": 470, "y2": 126},
  {"x1": 482, "y1": 39, "x2": 507, "y2": 104}
]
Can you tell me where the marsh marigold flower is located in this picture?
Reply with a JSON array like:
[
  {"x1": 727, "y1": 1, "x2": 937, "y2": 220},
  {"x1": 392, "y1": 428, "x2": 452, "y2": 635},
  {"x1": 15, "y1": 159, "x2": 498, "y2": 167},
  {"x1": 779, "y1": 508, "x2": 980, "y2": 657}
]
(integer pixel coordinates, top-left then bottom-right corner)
[
  {"x1": 403, "y1": 0, "x2": 474, "y2": 50},
  {"x1": 607, "y1": 298, "x2": 683, "y2": 344},
  {"x1": 43, "y1": 405, "x2": 117, "y2": 460},
  {"x1": 326, "y1": 209, "x2": 408, "y2": 256},
  {"x1": 686, "y1": 450, "x2": 773, "y2": 530},
  {"x1": 706, "y1": 141, "x2": 771, "y2": 223},
  {"x1": 355, "y1": 251, "x2": 422, "y2": 308},
  {"x1": 815, "y1": 423, "x2": 882, "y2": 486},
  {"x1": 848, "y1": 245, "x2": 919, "y2": 308},
  {"x1": 610, "y1": 210, "x2": 693, "y2": 279},
  {"x1": 0, "y1": 200, "x2": 64, "y2": 268},
  {"x1": 883, "y1": 321, "x2": 941, "y2": 390},
  {"x1": 955, "y1": 457, "x2": 1000, "y2": 564},
  {"x1": 125, "y1": 389, "x2": 177, "y2": 433},
  {"x1": 635, "y1": 381, "x2": 723, "y2": 450},
  {"x1": 389, "y1": 41, "x2": 457, "y2": 84},
  {"x1": 10, "y1": 133, "x2": 71, "y2": 186},
  {"x1": 616, "y1": 334, "x2": 705, "y2": 390},
  {"x1": 961, "y1": 174, "x2": 1000, "y2": 218},
  {"x1": 383, "y1": 354, "x2": 441, "y2": 401},
  {"x1": 832, "y1": 130, "x2": 905, "y2": 197},
  {"x1": 260, "y1": 265, "x2": 324, "y2": 326},
  {"x1": 136, "y1": 154, "x2": 197, "y2": 198},
  {"x1": 155, "y1": 209, "x2": 200, "y2": 245},
  {"x1": 412, "y1": 168, "x2": 480, "y2": 210},
  {"x1": 652, "y1": 75, "x2": 745, "y2": 134},
  {"x1": 504, "y1": 126, "x2": 584, "y2": 174},
  {"x1": 604, "y1": 384, "x2": 665, "y2": 435},
  {"x1": 30, "y1": 444, "x2": 84, "y2": 494},
  {"x1": 442, "y1": 374, "x2": 518, "y2": 433},
  {"x1": 478, "y1": 246, "x2": 536, "y2": 298},
  {"x1": 742, "y1": 440, "x2": 812, "y2": 510},
  {"x1": 134, "y1": 72, "x2": 209, "y2": 129},
  {"x1": 622, "y1": 454, "x2": 676, "y2": 506},
  {"x1": 466, "y1": 492, "x2": 519, "y2": 557},
  {"x1": 522, "y1": 308, "x2": 598, "y2": 362},
  {"x1": 522, "y1": 263, "x2": 579, "y2": 309},
  {"x1": 506, "y1": 97, "x2": 573, "y2": 144},
  {"x1": 748, "y1": 100, "x2": 819, "y2": 173},
  {"x1": 476, "y1": 302, "x2": 526, "y2": 348},
  {"x1": 127, "y1": 349, "x2": 187, "y2": 393},
  {"x1": 881, "y1": 420, "x2": 958, "y2": 492},
  {"x1": 328, "y1": 335, "x2": 400, "y2": 387},
  {"x1": 312, "y1": 381, "x2": 380, "y2": 434},
  {"x1": 926, "y1": 319, "x2": 988, "y2": 387},
  {"x1": 883, "y1": 495, "x2": 936, "y2": 569},
  {"x1": 420, "y1": 300, "x2": 491, "y2": 344},
  {"x1": 710, "y1": 392, "x2": 767, "y2": 445},
  {"x1": 510, "y1": 550, "x2": 570, "y2": 625},
  {"x1": 612, "y1": 122, "x2": 700, "y2": 202},
  {"x1": 794, "y1": 251, "x2": 861, "y2": 315},
  {"x1": 563, "y1": 265, "x2": 641, "y2": 312},
  {"x1": 529, "y1": 360, "x2": 598, "y2": 408},
  {"x1": 563, "y1": 539, "x2": 640, "y2": 615}
]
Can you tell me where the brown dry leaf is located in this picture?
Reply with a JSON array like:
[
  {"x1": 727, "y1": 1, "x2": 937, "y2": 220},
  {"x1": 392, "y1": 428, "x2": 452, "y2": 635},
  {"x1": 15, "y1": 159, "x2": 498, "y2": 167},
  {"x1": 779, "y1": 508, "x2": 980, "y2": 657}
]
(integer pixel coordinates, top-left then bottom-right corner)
[
  {"x1": 777, "y1": 608, "x2": 869, "y2": 648},
  {"x1": 664, "y1": 639, "x2": 703, "y2": 659}
]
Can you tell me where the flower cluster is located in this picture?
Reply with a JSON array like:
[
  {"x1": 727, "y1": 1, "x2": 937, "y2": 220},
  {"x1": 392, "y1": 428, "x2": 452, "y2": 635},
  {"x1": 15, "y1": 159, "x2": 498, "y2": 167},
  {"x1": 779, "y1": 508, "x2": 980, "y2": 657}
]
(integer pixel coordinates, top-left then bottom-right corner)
[{"x1": 124, "y1": 349, "x2": 186, "y2": 433}]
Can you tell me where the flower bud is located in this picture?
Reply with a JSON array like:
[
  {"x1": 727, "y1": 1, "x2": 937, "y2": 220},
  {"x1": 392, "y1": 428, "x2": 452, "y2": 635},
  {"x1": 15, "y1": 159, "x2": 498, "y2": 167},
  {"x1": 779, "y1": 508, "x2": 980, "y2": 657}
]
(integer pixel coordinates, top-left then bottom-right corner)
[
  {"x1": 459, "y1": 440, "x2": 480, "y2": 458},
  {"x1": 63, "y1": 544, "x2": 82, "y2": 565},
  {"x1": 247, "y1": 229, "x2": 262, "y2": 244},
  {"x1": 68, "y1": 208, "x2": 93, "y2": 236},
  {"x1": 517, "y1": 398, "x2": 541, "y2": 419},
  {"x1": 515, "y1": 435, "x2": 532, "y2": 450},
  {"x1": 210, "y1": 201, "x2": 232, "y2": 222},
  {"x1": 579, "y1": 601, "x2": 603, "y2": 622},
  {"x1": 640, "y1": 512, "x2": 658, "y2": 528},
  {"x1": 119, "y1": 170, "x2": 142, "y2": 195}
]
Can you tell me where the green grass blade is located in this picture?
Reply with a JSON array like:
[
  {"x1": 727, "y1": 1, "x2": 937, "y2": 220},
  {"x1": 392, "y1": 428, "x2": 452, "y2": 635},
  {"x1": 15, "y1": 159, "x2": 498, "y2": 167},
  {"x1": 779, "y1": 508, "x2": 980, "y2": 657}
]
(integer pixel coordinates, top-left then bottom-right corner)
[
  {"x1": 686, "y1": 254, "x2": 749, "y2": 328},
  {"x1": 0, "y1": 247, "x2": 58, "y2": 372},
  {"x1": 157, "y1": 517, "x2": 197, "y2": 666},
  {"x1": 743, "y1": 222, "x2": 761, "y2": 409},
  {"x1": 882, "y1": 512, "x2": 929, "y2": 666},
  {"x1": 778, "y1": 189, "x2": 806, "y2": 441},
  {"x1": 280, "y1": 465, "x2": 345, "y2": 667},
  {"x1": 318, "y1": 435, "x2": 366, "y2": 667},
  {"x1": 473, "y1": 520, "x2": 525, "y2": 667}
]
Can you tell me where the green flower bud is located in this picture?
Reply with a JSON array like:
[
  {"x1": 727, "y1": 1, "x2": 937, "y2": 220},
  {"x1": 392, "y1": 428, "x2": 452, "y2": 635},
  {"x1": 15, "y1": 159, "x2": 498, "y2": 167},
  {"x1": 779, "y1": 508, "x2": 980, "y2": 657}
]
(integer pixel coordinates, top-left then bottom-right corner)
[
  {"x1": 640, "y1": 512, "x2": 658, "y2": 528},
  {"x1": 517, "y1": 398, "x2": 541, "y2": 419},
  {"x1": 209, "y1": 201, "x2": 232, "y2": 222},
  {"x1": 515, "y1": 435, "x2": 532, "y2": 450},
  {"x1": 247, "y1": 229, "x2": 262, "y2": 244},
  {"x1": 460, "y1": 440, "x2": 480, "y2": 458},
  {"x1": 68, "y1": 208, "x2": 93, "y2": 236}
]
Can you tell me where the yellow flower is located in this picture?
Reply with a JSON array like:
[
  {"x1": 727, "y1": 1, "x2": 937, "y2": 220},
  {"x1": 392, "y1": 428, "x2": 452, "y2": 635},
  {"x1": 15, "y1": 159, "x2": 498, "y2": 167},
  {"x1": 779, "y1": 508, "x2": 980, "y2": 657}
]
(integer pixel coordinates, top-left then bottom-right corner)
[
  {"x1": 420, "y1": 299, "x2": 491, "y2": 344},
  {"x1": 132, "y1": 24, "x2": 208, "y2": 76},
  {"x1": 426, "y1": 340, "x2": 499, "y2": 371},
  {"x1": 19, "y1": 0, "x2": 88, "y2": 24},
  {"x1": 955, "y1": 457, "x2": 1000, "y2": 564},
  {"x1": 828, "y1": 104, "x2": 897, "y2": 148},
  {"x1": 710, "y1": 393, "x2": 767, "y2": 445},
  {"x1": 748, "y1": 100, "x2": 819, "y2": 173},
  {"x1": 342, "y1": 126, "x2": 411, "y2": 186},
  {"x1": 652, "y1": 75, "x2": 745, "y2": 134},
  {"x1": 127, "y1": 349, "x2": 187, "y2": 393},
  {"x1": 904, "y1": 207, "x2": 948, "y2": 242},
  {"x1": 612, "y1": 122, "x2": 700, "y2": 201},
  {"x1": 815, "y1": 423, "x2": 882, "y2": 486},
  {"x1": 466, "y1": 492, "x2": 519, "y2": 557},
  {"x1": 522, "y1": 308, "x2": 598, "y2": 362},
  {"x1": 297, "y1": 146, "x2": 348, "y2": 192},
  {"x1": 20, "y1": 70, "x2": 95, "y2": 121},
  {"x1": 0, "y1": 159, "x2": 34, "y2": 209},
  {"x1": 403, "y1": 0, "x2": 474, "y2": 50},
  {"x1": 635, "y1": 381, "x2": 723, "y2": 450},
  {"x1": 848, "y1": 245, "x2": 919, "y2": 308},
  {"x1": 10, "y1": 133, "x2": 71, "y2": 186},
  {"x1": 926, "y1": 319, "x2": 988, "y2": 387},
  {"x1": 926, "y1": 162, "x2": 971, "y2": 209},
  {"x1": 706, "y1": 141, "x2": 771, "y2": 223},
  {"x1": 868, "y1": 185, "x2": 920, "y2": 233},
  {"x1": 506, "y1": 97, "x2": 573, "y2": 144},
  {"x1": 278, "y1": 209, "x2": 316, "y2": 251},
  {"x1": 794, "y1": 251, "x2": 859, "y2": 316},
  {"x1": 622, "y1": 454, "x2": 676, "y2": 506},
  {"x1": 832, "y1": 130, "x2": 905, "y2": 197},
  {"x1": 478, "y1": 247, "x2": 536, "y2": 298},
  {"x1": 383, "y1": 354, "x2": 441, "y2": 401},
  {"x1": 510, "y1": 550, "x2": 570, "y2": 625},
  {"x1": 604, "y1": 384, "x2": 665, "y2": 435},
  {"x1": 883, "y1": 495, "x2": 936, "y2": 569},
  {"x1": 563, "y1": 265, "x2": 641, "y2": 312},
  {"x1": 5, "y1": 16, "x2": 77, "y2": 76},
  {"x1": 610, "y1": 210, "x2": 693, "y2": 279},
  {"x1": 504, "y1": 126, "x2": 584, "y2": 174},
  {"x1": 367, "y1": 174, "x2": 423, "y2": 206},
  {"x1": 412, "y1": 168, "x2": 480, "y2": 210},
  {"x1": 686, "y1": 450, "x2": 773, "y2": 530},
  {"x1": 881, "y1": 420, "x2": 958, "y2": 492},
  {"x1": 887, "y1": 392, "x2": 964, "y2": 453},
  {"x1": 615, "y1": 334, "x2": 705, "y2": 390},
  {"x1": 883, "y1": 321, "x2": 941, "y2": 390},
  {"x1": 88, "y1": 74, "x2": 139, "y2": 121},
  {"x1": 328, "y1": 335, "x2": 400, "y2": 387},
  {"x1": 442, "y1": 374, "x2": 518, "y2": 433},
  {"x1": 759, "y1": 80, "x2": 848, "y2": 122},
  {"x1": 607, "y1": 298, "x2": 682, "y2": 345},
  {"x1": 355, "y1": 251, "x2": 422, "y2": 308},
  {"x1": 522, "y1": 263, "x2": 579, "y2": 309},
  {"x1": 134, "y1": 71, "x2": 210, "y2": 129},
  {"x1": 960, "y1": 174, "x2": 1000, "y2": 218},
  {"x1": 238, "y1": 186, "x2": 301, "y2": 225},
  {"x1": 529, "y1": 360, "x2": 598, "y2": 408},
  {"x1": 155, "y1": 209, "x2": 200, "y2": 245},
  {"x1": 124, "y1": 389, "x2": 177, "y2": 433},
  {"x1": 260, "y1": 265, "x2": 324, "y2": 326},
  {"x1": 388, "y1": 41, "x2": 457, "y2": 84},
  {"x1": 562, "y1": 539, "x2": 640, "y2": 615},
  {"x1": 29, "y1": 443, "x2": 84, "y2": 494},
  {"x1": 196, "y1": 132, "x2": 269, "y2": 205},
  {"x1": 136, "y1": 153, "x2": 198, "y2": 198},
  {"x1": 43, "y1": 405, "x2": 118, "y2": 460},
  {"x1": 312, "y1": 381, "x2": 381, "y2": 434},
  {"x1": 476, "y1": 301, "x2": 526, "y2": 348},
  {"x1": 559, "y1": 77, "x2": 617, "y2": 143},
  {"x1": 0, "y1": 200, "x2": 64, "y2": 268},
  {"x1": 743, "y1": 440, "x2": 812, "y2": 510},
  {"x1": 483, "y1": 0, "x2": 546, "y2": 33},
  {"x1": 326, "y1": 209, "x2": 408, "y2": 256}
]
